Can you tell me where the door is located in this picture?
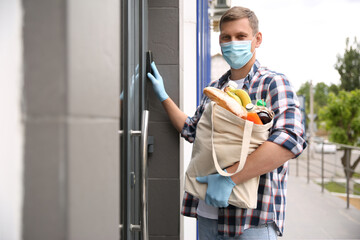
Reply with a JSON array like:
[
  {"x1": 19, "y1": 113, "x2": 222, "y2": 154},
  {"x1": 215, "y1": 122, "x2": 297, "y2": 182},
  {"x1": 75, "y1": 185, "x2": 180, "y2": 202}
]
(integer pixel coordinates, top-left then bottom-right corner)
[{"x1": 120, "y1": 0, "x2": 149, "y2": 239}]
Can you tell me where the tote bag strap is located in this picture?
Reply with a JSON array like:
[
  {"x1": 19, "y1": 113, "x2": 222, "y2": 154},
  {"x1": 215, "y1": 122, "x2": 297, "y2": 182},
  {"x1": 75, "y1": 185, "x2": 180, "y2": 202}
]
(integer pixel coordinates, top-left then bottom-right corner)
[{"x1": 211, "y1": 102, "x2": 253, "y2": 177}]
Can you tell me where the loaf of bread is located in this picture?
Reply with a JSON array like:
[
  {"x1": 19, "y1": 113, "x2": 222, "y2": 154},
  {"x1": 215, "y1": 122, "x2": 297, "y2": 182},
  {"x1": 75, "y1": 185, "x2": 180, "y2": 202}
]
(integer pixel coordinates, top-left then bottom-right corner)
[{"x1": 203, "y1": 87, "x2": 247, "y2": 118}]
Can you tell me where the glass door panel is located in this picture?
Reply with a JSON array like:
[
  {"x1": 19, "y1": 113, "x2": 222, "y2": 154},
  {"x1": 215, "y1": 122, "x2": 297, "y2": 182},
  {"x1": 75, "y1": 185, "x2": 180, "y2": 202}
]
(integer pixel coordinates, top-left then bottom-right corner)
[{"x1": 120, "y1": 0, "x2": 148, "y2": 239}]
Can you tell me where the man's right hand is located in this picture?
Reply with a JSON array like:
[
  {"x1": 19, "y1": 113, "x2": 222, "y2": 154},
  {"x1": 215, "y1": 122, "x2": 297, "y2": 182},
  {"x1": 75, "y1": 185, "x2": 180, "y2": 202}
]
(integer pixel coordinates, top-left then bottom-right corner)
[
  {"x1": 147, "y1": 61, "x2": 187, "y2": 133},
  {"x1": 196, "y1": 170, "x2": 236, "y2": 208},
  {"x1": 147, "y1": 62, "x2": 169, "y2": 102}
]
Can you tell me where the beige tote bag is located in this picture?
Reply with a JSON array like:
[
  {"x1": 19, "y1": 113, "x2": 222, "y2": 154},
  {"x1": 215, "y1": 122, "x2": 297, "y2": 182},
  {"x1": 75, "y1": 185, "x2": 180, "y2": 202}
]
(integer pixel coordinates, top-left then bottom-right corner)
[{"x1": 184, "y1": 101, "x2": 273, "y2": 208}]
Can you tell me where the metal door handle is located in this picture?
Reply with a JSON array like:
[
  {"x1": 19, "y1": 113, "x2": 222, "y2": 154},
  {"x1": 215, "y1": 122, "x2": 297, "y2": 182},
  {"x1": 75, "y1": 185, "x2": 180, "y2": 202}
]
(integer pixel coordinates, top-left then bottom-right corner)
[
  {"x1": 125, "y1": 110, "x2": 149, "y2": 238},
  {"x1": 140, "y1": 110, "x2": 149, "y2": 240}
]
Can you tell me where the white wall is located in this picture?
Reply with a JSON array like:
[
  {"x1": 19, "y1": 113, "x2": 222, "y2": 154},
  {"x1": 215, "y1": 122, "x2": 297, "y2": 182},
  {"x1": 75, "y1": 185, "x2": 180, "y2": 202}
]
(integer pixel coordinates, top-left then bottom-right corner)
[
  {"x1": 180, "y1": 0, "x2": 198, "y2": 239},
  {"x1": 0, "y1": 0, "x2": 23, "y2": 239},
  {"x1": 211, "y1": 54, "x2": 228, "y2": 82}
]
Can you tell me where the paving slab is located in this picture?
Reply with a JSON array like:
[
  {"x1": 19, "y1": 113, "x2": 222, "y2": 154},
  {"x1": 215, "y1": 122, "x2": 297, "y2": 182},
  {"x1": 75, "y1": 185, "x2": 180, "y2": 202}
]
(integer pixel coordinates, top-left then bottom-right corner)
[{"x1": 282, "y1": 175, "x2": 360, "y2": 239}]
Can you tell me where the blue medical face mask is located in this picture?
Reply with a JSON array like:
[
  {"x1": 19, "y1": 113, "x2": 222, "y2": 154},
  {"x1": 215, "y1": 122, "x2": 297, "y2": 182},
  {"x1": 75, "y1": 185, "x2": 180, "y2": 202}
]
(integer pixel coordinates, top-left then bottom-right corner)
[{"x1": 220, "y1": 38, "x2": 255, "y2": 69}]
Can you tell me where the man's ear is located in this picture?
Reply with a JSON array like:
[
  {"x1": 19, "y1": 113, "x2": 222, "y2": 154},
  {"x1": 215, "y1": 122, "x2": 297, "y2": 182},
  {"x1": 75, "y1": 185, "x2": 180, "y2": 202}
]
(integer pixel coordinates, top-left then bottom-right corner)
[{"x1": 255, "y1": 32, "x2": 262, "y2": 48}]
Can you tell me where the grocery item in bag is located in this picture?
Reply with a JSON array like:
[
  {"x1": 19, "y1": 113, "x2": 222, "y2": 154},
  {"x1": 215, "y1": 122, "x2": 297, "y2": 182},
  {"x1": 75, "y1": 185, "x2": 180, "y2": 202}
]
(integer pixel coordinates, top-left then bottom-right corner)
[{"x1": 203, "y1": 87, "x2": 247, "y2": 118}]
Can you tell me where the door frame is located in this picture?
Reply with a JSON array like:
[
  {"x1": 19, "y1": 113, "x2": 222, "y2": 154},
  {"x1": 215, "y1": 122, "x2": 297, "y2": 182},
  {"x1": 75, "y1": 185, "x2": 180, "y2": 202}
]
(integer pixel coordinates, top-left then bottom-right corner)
[{"x1": 120, "y1": 0, "x2": 148, "y2": 239}]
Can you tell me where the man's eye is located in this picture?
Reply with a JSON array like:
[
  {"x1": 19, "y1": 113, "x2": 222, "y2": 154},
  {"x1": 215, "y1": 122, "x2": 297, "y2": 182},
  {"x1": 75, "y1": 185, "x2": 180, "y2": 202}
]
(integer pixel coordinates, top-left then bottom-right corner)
[{"x1": 221, "y1": 36, "x2": 230, "y2": 40}]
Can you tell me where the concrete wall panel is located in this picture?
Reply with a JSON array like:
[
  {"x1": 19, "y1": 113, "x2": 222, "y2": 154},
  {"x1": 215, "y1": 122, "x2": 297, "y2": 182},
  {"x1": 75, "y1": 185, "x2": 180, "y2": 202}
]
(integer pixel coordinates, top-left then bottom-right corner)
[
  {"x1": 148, "y1": 122, "x2": 179, "y2": 179},
  {"x1": 150, "y1": 237, "x2": 179, "y2": 240},
  {"x1": 67, "y1": 120, "x2": 119, "y2": 240},
  {"x1": 22, "y1": 0, "x2": 120, "y2": 239},
  {"x1": 148, "y1": 8, "x2": 179, "y2": 65},
  {"x1": 148, "y1": 179, "x2": 180, "y2": 236},
  {"x1": 148, "y1": 0, "x2": 181, "y2": 239},
  {"x1": 23, "y1": 120, "x2": 67, "y2": 240},
  {"x1": 149, "y1": 0, "x2": 179, "y2": 8},
  {"x1": 22, "y1": 0, "x2": 67, "y2": 117},
  {"x1": 0, "y1": 0, "x2": 24, "y2": 239},
  {"x1": 67, "y1": 0, "x2": 120, "y2": 118}
]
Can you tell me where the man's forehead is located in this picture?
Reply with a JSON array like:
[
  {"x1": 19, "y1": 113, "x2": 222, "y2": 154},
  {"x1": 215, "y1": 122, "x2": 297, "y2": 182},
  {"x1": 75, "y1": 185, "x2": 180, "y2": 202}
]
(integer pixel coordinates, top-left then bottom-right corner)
[
  {"x1": 220, "y1": 30, "x2": 249, "y2": 36},
  {"x1": 220, "y1": 18, "x2": 253, "y2": 34}
]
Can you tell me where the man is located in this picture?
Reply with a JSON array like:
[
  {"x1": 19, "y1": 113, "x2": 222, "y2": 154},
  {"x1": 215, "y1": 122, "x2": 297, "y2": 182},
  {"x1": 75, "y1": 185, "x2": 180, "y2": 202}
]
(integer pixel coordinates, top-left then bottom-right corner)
[{"x1": 147, "y1": 6, "x2": 306, "y2": 240}]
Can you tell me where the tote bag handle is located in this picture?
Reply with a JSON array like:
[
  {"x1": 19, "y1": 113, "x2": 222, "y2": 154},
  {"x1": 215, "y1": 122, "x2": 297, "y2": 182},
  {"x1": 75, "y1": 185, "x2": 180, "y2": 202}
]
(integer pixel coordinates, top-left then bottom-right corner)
[{"x1": 211, "y1": 102, "x2": 253, "y2": 177}]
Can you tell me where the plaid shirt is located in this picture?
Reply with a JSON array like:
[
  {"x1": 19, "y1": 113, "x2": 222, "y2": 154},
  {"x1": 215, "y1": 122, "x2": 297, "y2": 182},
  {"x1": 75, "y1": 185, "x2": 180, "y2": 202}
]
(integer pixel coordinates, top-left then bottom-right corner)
[{"x1": 181, "y1": 60, "x2": 307, "y2": 237}]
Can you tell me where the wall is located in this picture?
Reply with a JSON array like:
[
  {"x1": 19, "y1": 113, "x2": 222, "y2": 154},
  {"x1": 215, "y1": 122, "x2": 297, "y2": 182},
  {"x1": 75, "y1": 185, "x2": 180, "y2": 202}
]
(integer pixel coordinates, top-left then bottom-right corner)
[
  {"x1": 147, "y1": 0, "x2": 181, "y2": 239},
  {"x1": 211, "y1": 53, "x2": 228, "y2": 82},
  {"x1": 1, "y1": 0, "x2": 198, "y2": 239},
  {"x1": 180, "y1": 0, "x2": 198, "y2": 239},
  {"x1": 147, "y1": 0, "x2": 198, "y2": 239},
  {"x1": 0, "y1": 0, "x2": 23, "y2": 239},
  {"x1": 21, "y1": 0, "x2": 119, "y2": 239}
]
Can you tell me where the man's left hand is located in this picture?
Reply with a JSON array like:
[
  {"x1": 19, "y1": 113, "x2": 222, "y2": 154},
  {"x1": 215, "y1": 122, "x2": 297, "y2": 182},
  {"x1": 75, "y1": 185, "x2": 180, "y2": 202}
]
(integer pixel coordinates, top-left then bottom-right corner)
[{"x1": 196, "y1": 172, "x2": 236, "y2": 208}]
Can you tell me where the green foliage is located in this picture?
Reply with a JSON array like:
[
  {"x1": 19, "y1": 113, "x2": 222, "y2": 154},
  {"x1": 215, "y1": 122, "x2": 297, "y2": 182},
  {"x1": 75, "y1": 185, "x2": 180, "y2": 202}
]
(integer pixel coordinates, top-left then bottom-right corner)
[
  {"x1": 353, "y1": 172, "x2": 360, "y2": 178},
  {"x1": 328, "y1": 84, "x2": 339, "y2": 95},
  {"x1": 335, "y1": 37, "x2": 360, "y2": 91},
  {"x1": 314, "y1": 82, "x2": 330, "y2": 108},
  {"x1": 319, "y1": 89, "x2": 360, "y2": 146},
  {"x1": 296, "y1": 37, "x2": 360, "y2": 138},
  {"x1": 299, "y1": 38, "x2": 360, "y2": 180},
  {"x1": 297, "y1": 82, "x2": 311, "y2": 113},
  {"x1": 321, "y1": 181, "x2": 360, "y2": 195},
  {"x1": 297, "y1": 81, "x2": 339, "y2": 128}
]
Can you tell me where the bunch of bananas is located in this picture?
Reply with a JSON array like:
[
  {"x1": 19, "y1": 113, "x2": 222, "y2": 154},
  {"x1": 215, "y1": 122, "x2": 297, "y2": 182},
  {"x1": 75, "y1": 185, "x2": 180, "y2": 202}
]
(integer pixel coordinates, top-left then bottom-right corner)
[
  {"x1": 224, "y1": 86, "x2": 264, "y2": 125},
  {"x1": 224, "y1": 86, "x2": 251, "y2": 109}
]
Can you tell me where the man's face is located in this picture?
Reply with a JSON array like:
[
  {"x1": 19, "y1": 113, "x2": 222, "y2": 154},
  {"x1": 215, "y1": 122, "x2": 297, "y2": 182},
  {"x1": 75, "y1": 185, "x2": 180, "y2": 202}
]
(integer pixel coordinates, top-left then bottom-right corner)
[{"x1": 219, "y1": 18, "x2": 261, "y2": 52}]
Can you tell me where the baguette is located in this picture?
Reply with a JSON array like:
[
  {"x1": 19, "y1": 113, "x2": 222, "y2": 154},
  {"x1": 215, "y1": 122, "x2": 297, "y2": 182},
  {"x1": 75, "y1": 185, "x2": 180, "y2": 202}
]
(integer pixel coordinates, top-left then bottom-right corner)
[{"x1": 203, "y1": 87, "x2": 247, "y2": 118}]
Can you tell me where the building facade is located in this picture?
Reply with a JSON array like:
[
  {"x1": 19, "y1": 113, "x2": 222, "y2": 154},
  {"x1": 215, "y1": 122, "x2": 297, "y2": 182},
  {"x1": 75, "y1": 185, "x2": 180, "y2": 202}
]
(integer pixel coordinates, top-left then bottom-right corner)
[{"x1": 1, "y1": 0, "x2": 210, "y2": 239}]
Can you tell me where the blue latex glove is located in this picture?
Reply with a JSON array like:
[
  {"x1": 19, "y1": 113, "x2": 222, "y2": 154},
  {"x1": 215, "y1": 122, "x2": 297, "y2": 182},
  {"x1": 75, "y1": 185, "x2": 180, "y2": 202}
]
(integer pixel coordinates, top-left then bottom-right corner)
[
  {"x1": 196, "y1": 170, "x2": 236, "y2": 208},
  {"x1": 147, "y1": 62, "x2": 169, "y2": 102}
]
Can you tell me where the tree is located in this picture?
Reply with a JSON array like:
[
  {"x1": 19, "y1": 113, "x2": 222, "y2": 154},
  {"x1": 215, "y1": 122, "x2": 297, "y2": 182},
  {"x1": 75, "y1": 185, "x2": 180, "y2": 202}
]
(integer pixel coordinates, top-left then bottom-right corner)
[
  {"x1": 297, "y1": 81, "x2": 311, "y2": 113},
  {"x1": 314, "y1": 82, "x2": 329, "y2": 108},
  {"x1": 335, "y1": 37, "x2": 360, "y2": 91},
  {"x1": 328, "y1": 83, "x2": 339, "y2": 95},
  {"x1": 297, "y1": 81, "x2": 338, "y2": 130},
  {"x1": 319, "y1": 90, "x2": 360, "y2": 179},
  {"x1": 297, "y1": 82, "x2": 311, "y2": 131}
]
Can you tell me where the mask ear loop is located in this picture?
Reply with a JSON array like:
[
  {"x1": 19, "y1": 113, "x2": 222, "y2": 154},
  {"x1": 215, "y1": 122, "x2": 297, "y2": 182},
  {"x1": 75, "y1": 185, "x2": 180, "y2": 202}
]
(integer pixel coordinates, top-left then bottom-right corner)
[{"x1": 251, "y1": 33, "x2": 258, "y2": 56}]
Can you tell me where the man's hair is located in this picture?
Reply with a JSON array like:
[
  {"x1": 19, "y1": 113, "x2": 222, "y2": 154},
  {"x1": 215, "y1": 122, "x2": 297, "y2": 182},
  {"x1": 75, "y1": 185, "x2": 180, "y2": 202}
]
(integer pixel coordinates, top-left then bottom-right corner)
[{"x1": 219, "y1": 6, "x2": 259, "y2": 35}]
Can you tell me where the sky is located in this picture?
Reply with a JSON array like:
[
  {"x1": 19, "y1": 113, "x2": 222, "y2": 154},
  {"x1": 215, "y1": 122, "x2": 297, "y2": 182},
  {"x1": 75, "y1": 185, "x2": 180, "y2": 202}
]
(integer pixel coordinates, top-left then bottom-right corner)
[{"x1": 211, "y1": 0, "x2": 360, "y2": 91}]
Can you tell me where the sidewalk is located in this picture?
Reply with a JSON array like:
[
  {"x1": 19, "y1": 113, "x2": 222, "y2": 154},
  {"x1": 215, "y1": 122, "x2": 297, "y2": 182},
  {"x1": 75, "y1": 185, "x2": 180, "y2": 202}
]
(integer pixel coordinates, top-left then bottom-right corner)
[{"x1": 282, "y1": 175, "x2": 360, "y2": 239}]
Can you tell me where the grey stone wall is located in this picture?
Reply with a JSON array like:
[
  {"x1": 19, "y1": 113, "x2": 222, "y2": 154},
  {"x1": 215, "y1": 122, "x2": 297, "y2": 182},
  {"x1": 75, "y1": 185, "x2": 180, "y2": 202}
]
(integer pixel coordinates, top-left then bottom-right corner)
[
  {"x1": 148, "y1": 0, "x2": 181, "y2": 239},
  {"x1": 22, "y1": 0, "x2": 119, "y2": 239},
  {"x1": 21, "y1": 0, "x2": 181, "y2": 238}
]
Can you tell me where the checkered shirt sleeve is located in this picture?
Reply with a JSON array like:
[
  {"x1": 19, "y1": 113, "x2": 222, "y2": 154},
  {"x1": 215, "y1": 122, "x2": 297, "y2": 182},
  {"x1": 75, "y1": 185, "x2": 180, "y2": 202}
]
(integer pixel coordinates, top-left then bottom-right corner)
[{"x1": 249, "y1": 69, "x2": 307, "y2": 157}]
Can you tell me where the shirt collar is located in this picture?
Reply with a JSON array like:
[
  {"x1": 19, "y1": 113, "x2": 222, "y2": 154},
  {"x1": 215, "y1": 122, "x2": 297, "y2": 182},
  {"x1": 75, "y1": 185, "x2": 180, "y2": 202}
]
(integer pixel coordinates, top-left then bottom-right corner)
[
  {"x1": 218, "y1": 60, "x2": 261, "y2": 89},
  {"x1": 246, "y1": 60, "x2": 260, "y2": 82}
]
